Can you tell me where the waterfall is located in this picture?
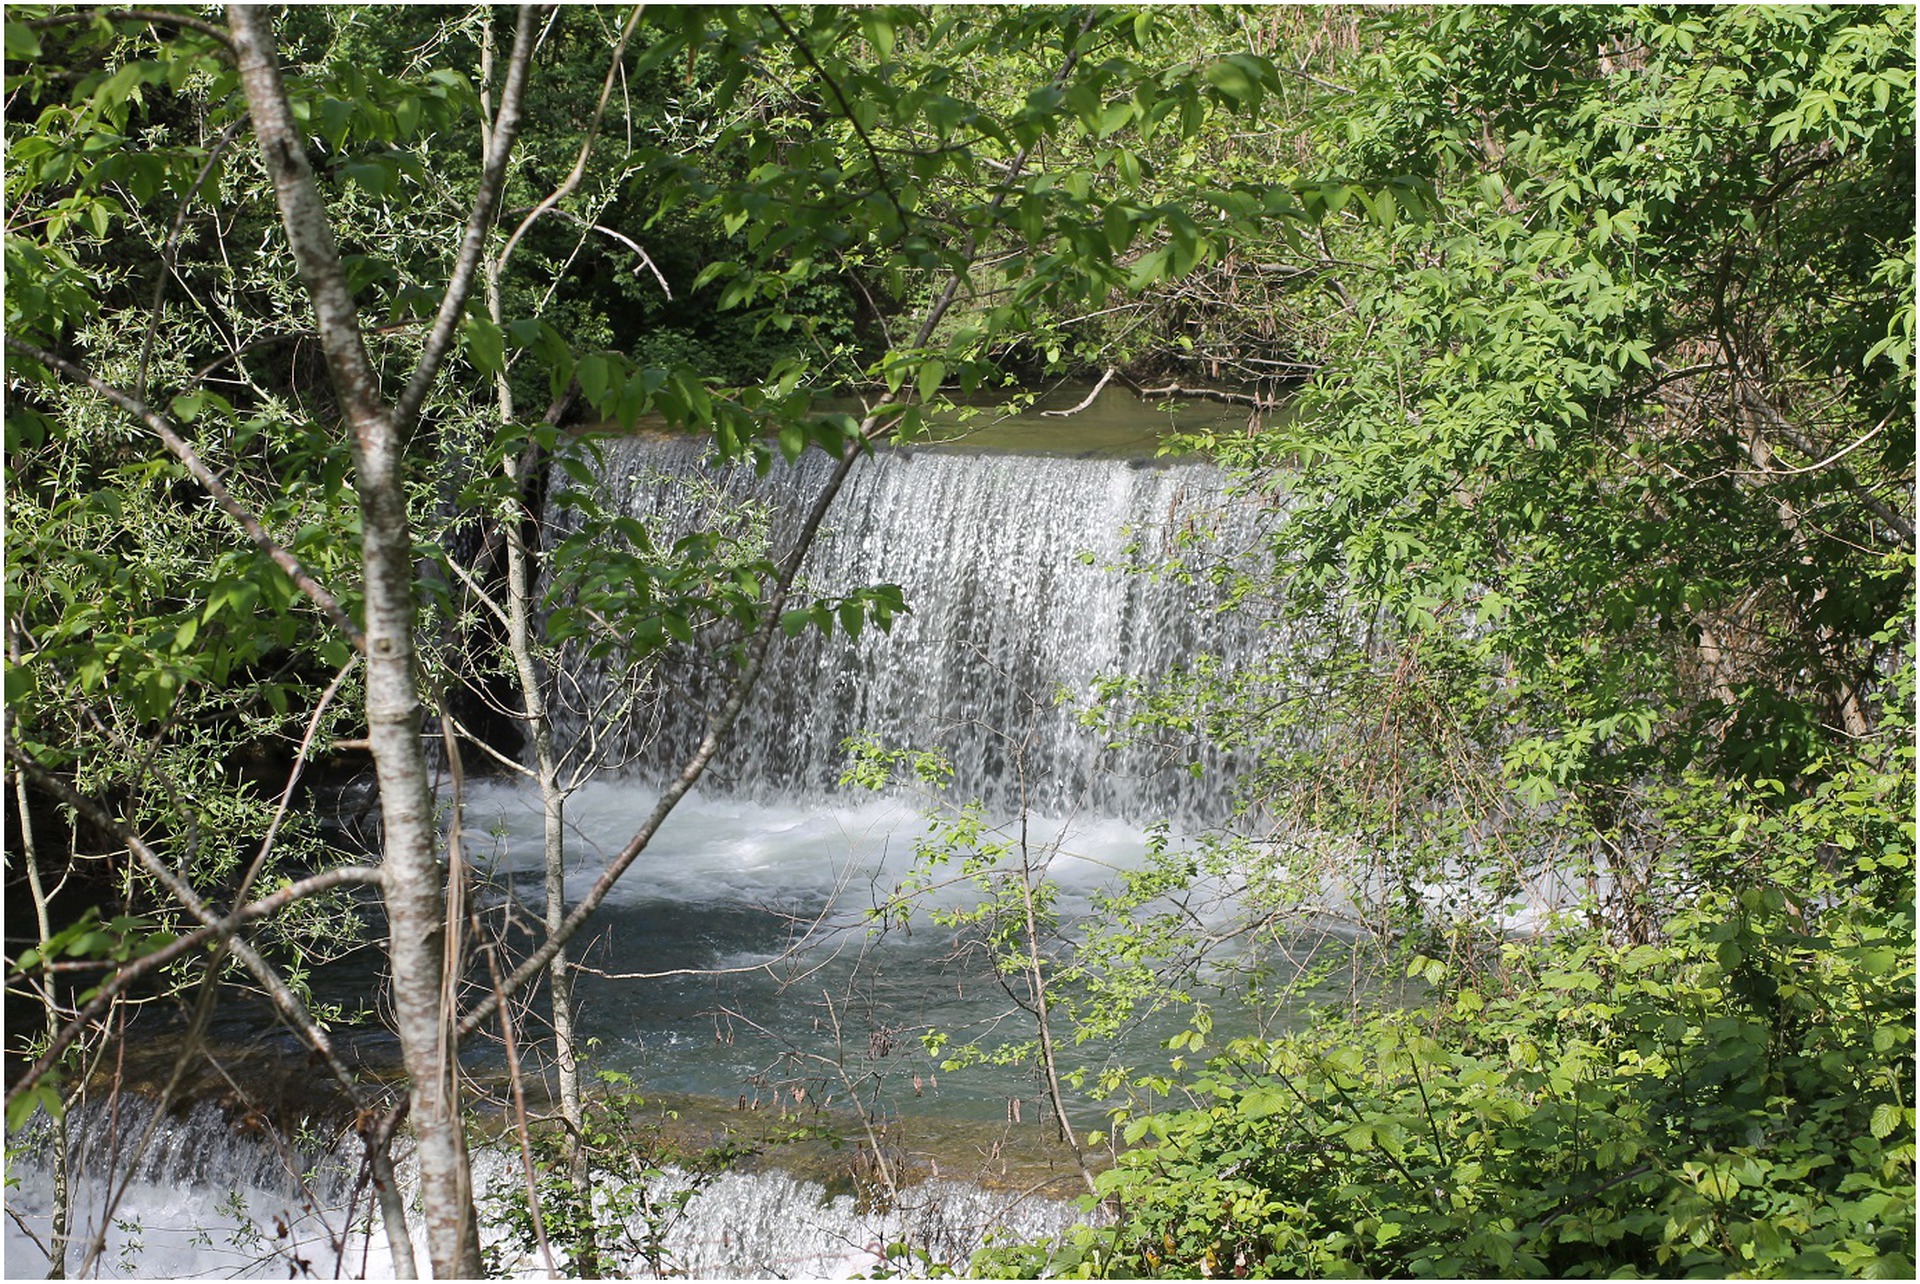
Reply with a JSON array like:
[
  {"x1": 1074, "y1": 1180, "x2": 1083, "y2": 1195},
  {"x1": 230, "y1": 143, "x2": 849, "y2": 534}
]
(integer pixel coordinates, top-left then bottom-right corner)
[
  {"x1": 546, "y1": 436, "x2": 1268, "y2": 822},
  {"x1": 4, "y1": 1097, "x2": 372, "y2": 1279},
  {"x1": 2, "y1": 436, "x2": 1274, "y2": 1281}
]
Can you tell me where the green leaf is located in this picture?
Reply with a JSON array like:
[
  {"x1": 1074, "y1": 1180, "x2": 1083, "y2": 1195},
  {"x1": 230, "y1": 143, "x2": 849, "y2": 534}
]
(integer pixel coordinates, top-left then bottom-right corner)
[
  {"x1": 576, "y1": 354, "x2": 611, "y2": 408},
  {"x1": 860, "y1": 12, "x2": 895, "y2": 60},
  {"x1": 917, "y1": 359, "x2": 946, "y2": 403},
  {"x1": 340, "y1": 160, "x2": 394, "y2": 198},
  {"x1": 7, "y1": 1082, "x2": 62, "y2": 1132},
  {"x1": 1204, "y1": 57, "x2": 1258, "y2": 105},
  {"x1": 317, "y1": 96, "x2": 354, "y2": 144},
  {"x1": 170, "y1": 391, "x2": 207, "y2": 423},
  {"x1": 5, "y1": 21, "x2": 43, "y2": 59},
  {"x1": 465, "y1": 317, "x2": 504, "y2": 375},
  {"x1": 779, "y1": 421, "x2": 805, "y2": 461}
]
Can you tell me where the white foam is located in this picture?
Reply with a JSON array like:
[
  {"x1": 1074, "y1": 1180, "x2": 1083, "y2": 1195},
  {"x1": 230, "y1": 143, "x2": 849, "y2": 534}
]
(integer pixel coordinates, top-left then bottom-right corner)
[
  {"x1": 456, "y1": 780, "x2": 1156, "y2": 918},
  {"x1": 4, "y1": 1109, "x2": 1084, "y2": 1280}
]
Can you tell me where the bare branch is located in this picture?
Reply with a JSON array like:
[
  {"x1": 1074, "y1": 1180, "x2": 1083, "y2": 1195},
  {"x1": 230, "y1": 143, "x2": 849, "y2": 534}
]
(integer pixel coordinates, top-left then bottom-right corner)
[
  {"x1": 393, "y1": 4, "x2": 540, "y2": 432},
  {"x1": 25, "y1": 7, "x2": 235, "y2": 49},
  {"x1": 5, "y1": 338, "x2": 366, "y2": 651},
  {"x1": 1734, "y1": 407, "x2": 1896, "y2": 479},
  {"x1": 227, "y1": 656, "x2": 360, "y2": 918},
  {"x1": 1128, "y1": 378, "x2": 1288, "y2": 412},
  {"x1": 1041, "y1": 367, "x2": 1120, "y2": 417},
  {"x1": 494, "y1": 5, "x2": 645, "y2": 281},
  {"x1": 542, "y1": 207, "x2": 673, "y2": 299}
]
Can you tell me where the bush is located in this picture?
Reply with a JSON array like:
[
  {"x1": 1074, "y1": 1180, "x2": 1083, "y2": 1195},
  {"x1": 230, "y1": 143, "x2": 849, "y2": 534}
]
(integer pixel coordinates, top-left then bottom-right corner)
[{"x1": 975, "y1": 766, "x2": 1915, "y2": 1279}]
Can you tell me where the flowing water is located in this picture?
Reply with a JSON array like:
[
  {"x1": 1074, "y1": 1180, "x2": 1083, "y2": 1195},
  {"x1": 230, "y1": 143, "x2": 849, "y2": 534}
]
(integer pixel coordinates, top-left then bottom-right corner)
[
  {"x1": 547, "y1": 399, "x2": 1273, "y2": 821},
  {"x1": 4, "y1": 1096, "x2": 1090, "y2": 1278},
  {"x1": 6, "y1": 383, "x2": 1312, "y2": 1278}
]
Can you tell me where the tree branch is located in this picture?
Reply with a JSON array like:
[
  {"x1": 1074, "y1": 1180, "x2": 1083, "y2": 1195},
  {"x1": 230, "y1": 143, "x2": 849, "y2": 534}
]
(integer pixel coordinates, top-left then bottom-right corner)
[
  {"x1": 3, "y1": 748, "x2": 378, "y2": 1116},
  {"x1": 1041, "y1": 366, "x2": 1120, "y2": 417},
  {"x1": 392, "y1": 4, "x2": 540, "y2": 433},
  {"x1": 764, "y1": 7, "x2": 913, "y2": 237},
  {"x1": 1127, "y1": 377, "x2": 1288, "y2": 411},
  {"x1": 26, "y1": 7, "x2": 235, "y2": 50},
  {"x1": 4, "y1": 338, "x2": 367, "y2": 651},
  {"x1": 494, "y1": 5, "x2": 644, "y2": 283},
  {"x1": 541, "y1": 206, "x2": 673, "y2": 299}
]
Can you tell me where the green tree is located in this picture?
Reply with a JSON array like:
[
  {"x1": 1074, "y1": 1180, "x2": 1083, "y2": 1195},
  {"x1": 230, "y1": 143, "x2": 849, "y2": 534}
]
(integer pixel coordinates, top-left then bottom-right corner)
[
  {"x1": 982, "y1": 6, "x2": 1914, "y2": 1278},
  {"x1": 5, "y1": 5, "x2": 1367, "y2": 1275}
]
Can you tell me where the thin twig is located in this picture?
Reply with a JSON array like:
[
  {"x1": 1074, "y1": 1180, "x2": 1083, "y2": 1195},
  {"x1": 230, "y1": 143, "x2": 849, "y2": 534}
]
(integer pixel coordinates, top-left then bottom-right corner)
[
  {"x1": 136, "y1": 119, "x2": 248, "y2": 401},
  {"x1": 6, "y1": 338, "x2": 367, "y2": 651},
  {"x1": 393, "y1": 4, "x2": 539, "y2": 432},
  {"x1": 494, "y1": 5, "x2": 645, "y2": 281},
  {"x1": 480, "y1": 938, "x2": 558, "y2": 1277},
  {"x1": 1733, "y1": 407, "x2": 1895, "y2": 478}
]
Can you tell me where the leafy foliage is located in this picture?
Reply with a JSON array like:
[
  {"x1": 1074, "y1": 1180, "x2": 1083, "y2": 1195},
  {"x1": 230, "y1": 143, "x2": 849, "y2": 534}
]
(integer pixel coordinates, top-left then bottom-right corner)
[
  {"x1": 976, "y1": 7, "x2": 1915, "y2": 1279},
  {"x1": 980, "y1": 751, "x2": 1913, "y2": 1277}
]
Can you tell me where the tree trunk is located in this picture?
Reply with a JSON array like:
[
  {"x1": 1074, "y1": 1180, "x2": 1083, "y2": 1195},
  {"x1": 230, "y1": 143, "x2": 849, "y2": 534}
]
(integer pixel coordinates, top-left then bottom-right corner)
[
  {"x1": 485, "y1": 251, "x2": 595, "y2": 1272},
  {"x1": 13, "y1": 770, "x2": 71, "y2": 1280},
  {"x1": 230, "y1": 7, "x2": 505, "y2": 1272}
]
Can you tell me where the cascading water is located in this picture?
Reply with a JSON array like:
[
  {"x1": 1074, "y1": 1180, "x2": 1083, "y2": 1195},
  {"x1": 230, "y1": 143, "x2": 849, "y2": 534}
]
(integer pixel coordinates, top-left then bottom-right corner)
[
  {"x1": 6, "y1": 401, "x2": 1288, "y2": 1280},
  {"x1": 547, "y1": 434, "x2": 1270, "y2": 823},
  {"x1": 4, "y1": 1097, "x2": 371, "y2": 1279},
  {"x1": 3, "y1": 1098, "x2": 1088, "y2": 1279}
]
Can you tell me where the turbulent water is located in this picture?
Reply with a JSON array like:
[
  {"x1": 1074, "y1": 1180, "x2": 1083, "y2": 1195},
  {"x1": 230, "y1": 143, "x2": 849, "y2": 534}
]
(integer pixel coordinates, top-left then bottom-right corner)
[
  {"x1": 7, "y1": 399, "x2": 1293, "y2": 1279},
  {"x1": 3, "y1": 1097, "x2": 1087, "y2": 1279},
  {"x1": 546, "y1": 434, "x2": 1271, "y2": 822}
]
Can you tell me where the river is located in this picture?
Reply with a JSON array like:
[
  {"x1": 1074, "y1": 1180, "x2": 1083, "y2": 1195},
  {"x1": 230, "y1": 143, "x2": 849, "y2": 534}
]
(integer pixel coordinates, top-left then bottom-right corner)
[{"x1": 6, "y1": 380, "x2": 1336, "y2": 1278}]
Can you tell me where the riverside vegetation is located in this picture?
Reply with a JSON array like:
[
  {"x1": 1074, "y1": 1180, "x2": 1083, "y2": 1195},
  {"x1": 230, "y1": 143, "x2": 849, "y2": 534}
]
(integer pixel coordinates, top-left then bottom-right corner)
[{"x1": 5, "y1": 5, "x2": 1913, "y2": 1279}]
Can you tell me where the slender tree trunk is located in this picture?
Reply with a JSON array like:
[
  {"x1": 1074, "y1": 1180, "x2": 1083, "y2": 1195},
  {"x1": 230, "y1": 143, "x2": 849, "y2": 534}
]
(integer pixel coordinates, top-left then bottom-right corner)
[
  {"x1": 508, "y1": 500, "x2": 596, "y2": 1272},
  {"x1": 1013, "y1": 811, "x2": 1098, "y2": 1198},
  {"x1": 229, "y1": 7, "x2": 534, "y2": 1272},
  {"x1": 476, "y1": 171, "x2": 596, "y2": 1258},
  {"x1": 13, "y1": 770, "x2": 70, "y2": 1280}
]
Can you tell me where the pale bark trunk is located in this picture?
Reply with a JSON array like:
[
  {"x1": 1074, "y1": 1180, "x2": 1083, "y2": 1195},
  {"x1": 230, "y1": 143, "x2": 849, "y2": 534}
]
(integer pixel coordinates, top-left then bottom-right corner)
[
  {"x1": 229, "y1": 6, "x2": 534, "y2": 1273},
  {"x1": 480, "y1": 231, "x2": 593, "y2": 1264}
]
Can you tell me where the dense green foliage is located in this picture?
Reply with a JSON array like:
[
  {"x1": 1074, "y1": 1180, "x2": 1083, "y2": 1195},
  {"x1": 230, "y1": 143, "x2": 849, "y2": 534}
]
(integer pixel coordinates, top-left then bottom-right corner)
[
  {"x1": 975, "y1": 6, "x2": 1915, "y2": 1279},
  {"x1": 981, "y1": 760, "x2": 1914, "y2": 1279},
  {"x1": 2, "y1": 4, "x2": 1911, "y2": 1278}
]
